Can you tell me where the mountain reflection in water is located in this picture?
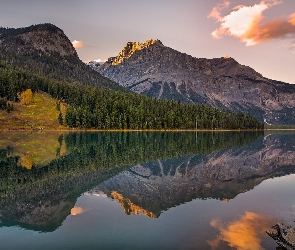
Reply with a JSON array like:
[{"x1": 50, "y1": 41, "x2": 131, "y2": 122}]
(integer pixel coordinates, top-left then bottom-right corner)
[
  {"x1": 0, "y1": 131, "x2": 294, "y2": 240},
  {"x1": 97, "y1": 132, "x2": 295, "y2": 218}
]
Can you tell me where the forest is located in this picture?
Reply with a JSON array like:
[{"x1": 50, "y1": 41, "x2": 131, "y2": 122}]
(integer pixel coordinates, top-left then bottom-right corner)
[{"x1": 0, "y1": 60, "x2": 264, "y2": 130}]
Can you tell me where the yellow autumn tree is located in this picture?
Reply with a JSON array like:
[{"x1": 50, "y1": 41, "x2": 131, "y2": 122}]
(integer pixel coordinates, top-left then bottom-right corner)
[
  {"x1": 17, "y1": 89, "x2": 33, "y2": 105},
  {"x1": 17, "y1": 154, "x2": 33, "y2": 169}
]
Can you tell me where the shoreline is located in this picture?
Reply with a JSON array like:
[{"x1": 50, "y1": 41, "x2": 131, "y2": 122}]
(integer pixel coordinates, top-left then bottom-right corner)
[{"x1": 1, "y1": 128, "x2": 293, "y2": 133}]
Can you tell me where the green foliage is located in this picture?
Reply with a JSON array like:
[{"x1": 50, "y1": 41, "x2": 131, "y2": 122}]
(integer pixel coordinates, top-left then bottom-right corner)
[
  {"x1": 58, "y1": 111, "x2": 63, "y2": 125},
  {"x1": 6, "y1": 102, "x2": 13, "y2": 113},
  {"x1": 56, "y1": 101, "x2": 60, "y2": 111},
  {"x1": 0, "y1": 61, "x2": 264, "y2": 130},
  {"x1": 0, "y1": 97, "x2": 13, "y2": 112},
  {"x1": 0, "y1": 97, "x2": 7, "y2": 109}
]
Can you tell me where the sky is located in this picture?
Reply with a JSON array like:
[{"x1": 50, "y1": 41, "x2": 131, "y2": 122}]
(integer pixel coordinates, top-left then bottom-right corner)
[{"x1": 0, "y1": 0, "x2": 294, "y2": 84}]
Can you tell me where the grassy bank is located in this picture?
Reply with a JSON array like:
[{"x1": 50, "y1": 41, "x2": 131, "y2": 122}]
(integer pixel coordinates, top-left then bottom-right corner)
[{"x1": 0, "y1": 91, "x2": 66, "y2": 131}]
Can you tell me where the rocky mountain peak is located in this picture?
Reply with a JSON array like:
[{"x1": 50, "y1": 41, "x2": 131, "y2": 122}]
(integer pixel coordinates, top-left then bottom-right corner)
[
  {"x1": 0, "y1": 23, "x2": 78, "y2": 57},
  {"x1": 111, "y1": 39, "x2": 163, "y2": 65},
  {"x1": 98, "y1": 40, "x2": 295, "y2": 125}
]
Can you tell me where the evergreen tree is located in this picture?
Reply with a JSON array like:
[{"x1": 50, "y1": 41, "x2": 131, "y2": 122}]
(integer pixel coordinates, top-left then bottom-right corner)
[{"x1": 58, "y1": 111, "x2": 63, "y2": 125}]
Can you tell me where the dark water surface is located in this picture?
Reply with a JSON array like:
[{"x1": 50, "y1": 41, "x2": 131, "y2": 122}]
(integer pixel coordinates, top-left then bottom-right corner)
[{"x1": 1, "y1": 131, "x2": 295, "y2": 249}]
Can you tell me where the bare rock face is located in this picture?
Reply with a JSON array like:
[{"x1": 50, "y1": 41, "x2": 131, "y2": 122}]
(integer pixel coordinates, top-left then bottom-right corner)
[
  {"x1": 0, "y1": 23, "x2": 78, "y2": 57},
  {"x1": 87, "y1": 61, "x2": 104, "y2": 71},
  {"x1": 266, "y1": 223, "x2": 295, "y2": 250},
  {"x1": 97, "y1": 40, "x2": 295, "y2": 124}
]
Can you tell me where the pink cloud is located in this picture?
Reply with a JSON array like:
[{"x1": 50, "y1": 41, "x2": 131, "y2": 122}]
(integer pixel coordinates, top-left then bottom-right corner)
[
  {"x1": 208, "y1": 0, "x2": 230, "y2": 21},
  {"x1": 209, "y1": 1, "x2": 295, "y2": 46}
]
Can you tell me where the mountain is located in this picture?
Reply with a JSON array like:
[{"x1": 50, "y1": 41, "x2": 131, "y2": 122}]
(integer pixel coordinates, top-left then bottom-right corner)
[
  {"x1": 87, "y1": 60, "x2": 104, "y2": 71},
  {"x1": 97, "y1": 133, "x2": 295, "y2": 217},
  {"x1": 97, "y1": 39, "x2": 295, "y2": 125},
  {"x1": 0, "y1": 23, "x2": 77, "y2": 57},
  {"x1": 0, "y1": 24, "x2": 264, "y2": 130},
  {"x1": 0, "y1": 23, "x2": 123, "y2": 90}
]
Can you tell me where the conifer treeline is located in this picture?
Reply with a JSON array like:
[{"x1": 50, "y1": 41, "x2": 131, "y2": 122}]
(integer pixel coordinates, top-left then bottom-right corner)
[{"x1": 0, "y1": 61, "x2": 264, "y2": 130}]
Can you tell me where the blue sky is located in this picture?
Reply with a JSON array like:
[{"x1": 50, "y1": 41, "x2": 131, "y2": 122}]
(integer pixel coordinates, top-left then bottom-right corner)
[{"x1": 1, "y1": 0, "x2": 294, "y2": 83}]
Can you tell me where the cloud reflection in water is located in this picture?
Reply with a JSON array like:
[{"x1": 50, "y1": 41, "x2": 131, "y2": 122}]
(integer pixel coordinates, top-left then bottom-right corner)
[{"x1": 208, "y1": 211, "x2": 275, "y2": 250}]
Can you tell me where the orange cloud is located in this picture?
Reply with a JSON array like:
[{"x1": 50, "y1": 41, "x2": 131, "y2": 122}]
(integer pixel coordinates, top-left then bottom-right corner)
[
  {"x1": 208, "y1": 212, "x2": 275, "y2": 250},
  {"x1": 289, "y1": 13, "x2": 295, "y2": 25},
  {"x1": 72, "y1": 40, "x2": 84, "y2": 49},
  {"x1": 71, "y1": 206, "x2": 84, "y2": 215},
  {"x1": 209, "y1": 1, "x2": 295, "y2": 46}
]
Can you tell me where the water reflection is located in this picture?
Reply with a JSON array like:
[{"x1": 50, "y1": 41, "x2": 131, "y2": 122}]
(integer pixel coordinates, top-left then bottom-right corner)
[
  {"x1": 208, "y1": 212, "x2": 275, "y2": 250},
  {"x1": 0, "y1": 132, "x2": 68, "y2": 168},
  {"x1": 96, "y1": 133, "x2": 295, "y2": 218},
  {"x1": 0, "y1": 131, "x2": 295, "y2": 239},
  {"x1": 110, "y1": 191, "x2": 157, "y2": 218},
  {"x1": 70, "y1": 207, "x2": 85, "y2": 216}
]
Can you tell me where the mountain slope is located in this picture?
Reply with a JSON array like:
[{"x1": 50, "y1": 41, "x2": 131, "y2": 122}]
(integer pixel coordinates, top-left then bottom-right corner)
[
  {"x1": 0, "y1": 23, "x2": 124, "y2": 91},
  {"x1": 97, "y1": 40, "x2": 295, "y2": 124}
]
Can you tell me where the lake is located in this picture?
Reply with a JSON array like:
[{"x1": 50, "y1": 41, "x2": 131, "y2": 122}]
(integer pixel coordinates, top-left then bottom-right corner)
[{"x1": 1, "y1": 131, "x2": 295, "y2": 249}]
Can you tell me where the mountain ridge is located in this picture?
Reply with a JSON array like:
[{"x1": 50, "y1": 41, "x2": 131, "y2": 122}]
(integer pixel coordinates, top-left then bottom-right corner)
[
  {"x1": 0, "y1": 23, "x2": 77, "y2": 57},
  {"x1": 96, "y1": 39, "x2": 295, "y2": 125}
]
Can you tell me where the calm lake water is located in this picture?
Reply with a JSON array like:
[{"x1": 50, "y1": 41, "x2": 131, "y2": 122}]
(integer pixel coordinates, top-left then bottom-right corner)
[{"x1": 1, "y1": 131, "x2": 295, "y2": 250}]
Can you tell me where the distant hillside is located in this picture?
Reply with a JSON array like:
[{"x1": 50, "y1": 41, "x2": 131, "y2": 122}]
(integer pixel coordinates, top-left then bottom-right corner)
[
  {"x1": 0, "y1": 23, "x2": 124, "y2": 91},
  {"x1": 97, "y1": 40, "x2": 295, "y2": 125}
]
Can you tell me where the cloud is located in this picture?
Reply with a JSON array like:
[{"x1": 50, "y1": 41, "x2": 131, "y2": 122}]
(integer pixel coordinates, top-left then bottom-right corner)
[
  {"x1": 208, "y1": 212, "x2": 275, "y2": 250},
  {"x1": 290, "y1": 13, "x2": 295, "y2": 25},
  {"x1": 208, "y1": 1, "x2": 230, "y2": 21},
  {"x1": 71, "y1": 206, "x2": 85, "y2": 215},
  {"x1": 72, "y1": 40, "x2": 85, "y2": 49},
  {"x1": 209, "y1": 1, "x2": 295, "y2": 46}
]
